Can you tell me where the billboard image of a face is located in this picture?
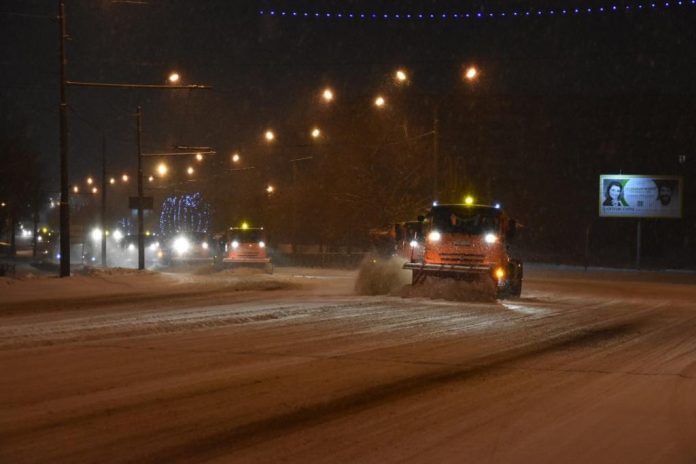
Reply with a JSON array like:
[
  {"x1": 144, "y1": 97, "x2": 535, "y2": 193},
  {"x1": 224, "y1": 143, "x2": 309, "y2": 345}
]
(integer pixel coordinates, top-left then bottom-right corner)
[{"x1": 599, "y1": 175, "x2": 682, "y2": 218}]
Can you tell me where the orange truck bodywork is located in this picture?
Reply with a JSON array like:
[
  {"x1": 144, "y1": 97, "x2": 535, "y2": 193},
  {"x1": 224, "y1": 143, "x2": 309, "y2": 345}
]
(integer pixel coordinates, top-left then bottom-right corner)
[{"x1": 400, "y1": 204, "x2": 523, "y2": 298}]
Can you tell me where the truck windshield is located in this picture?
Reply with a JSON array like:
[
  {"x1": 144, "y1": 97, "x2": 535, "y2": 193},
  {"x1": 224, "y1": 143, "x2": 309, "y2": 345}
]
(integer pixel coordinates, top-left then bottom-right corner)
[
  {"x1": 229, "y1": 229, "x2": 263, "y2": 243},
  {"x1": 430, "y1": 206, "x2": 500, "y2": 235}
]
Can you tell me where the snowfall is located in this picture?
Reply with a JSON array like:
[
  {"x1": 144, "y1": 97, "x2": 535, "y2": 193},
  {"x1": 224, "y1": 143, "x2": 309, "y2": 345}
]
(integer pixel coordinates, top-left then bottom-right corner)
[{"x1": 1, "y1": 261, "x2": 695, "y2": 463}]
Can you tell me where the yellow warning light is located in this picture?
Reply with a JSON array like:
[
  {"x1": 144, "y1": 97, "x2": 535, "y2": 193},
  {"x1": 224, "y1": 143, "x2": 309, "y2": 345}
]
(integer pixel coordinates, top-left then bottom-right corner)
[
  {"x1": 495, "y1": 267, "x2": 506, "y2": 280},
  {"x1": 241, "y1": 222, "x2": 249, "y2": 230},
  {"x1": 464, "y1": 196, "x2": 474, "y2": 205}
]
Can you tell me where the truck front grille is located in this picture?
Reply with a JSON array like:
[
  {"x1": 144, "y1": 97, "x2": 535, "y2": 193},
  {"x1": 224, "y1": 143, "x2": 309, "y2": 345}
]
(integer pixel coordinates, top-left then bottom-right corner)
[{"x1": 438, "y1": 253, "x2": 485, "y2": 265}]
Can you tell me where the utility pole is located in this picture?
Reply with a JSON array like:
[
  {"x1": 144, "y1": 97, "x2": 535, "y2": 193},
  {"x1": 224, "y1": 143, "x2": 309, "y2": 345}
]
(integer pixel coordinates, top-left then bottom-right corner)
[
  {"x1": 58, "y1": 0, "x2": 70, "y2": 277},
  {"x1": 432, "y1": 104, "x2": 439, "y2": 202},
  {"x1": 101, "y1": 135, "x2": 107, "y2": 267},
  {"x1": 136, "y1": 107, "x2": 145, "y2": 270}
]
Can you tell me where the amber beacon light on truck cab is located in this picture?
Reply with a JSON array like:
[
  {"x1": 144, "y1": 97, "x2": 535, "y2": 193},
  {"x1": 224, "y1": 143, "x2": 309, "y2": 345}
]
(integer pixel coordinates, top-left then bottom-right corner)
[{"x1": 403, "y1": 202, "x2": 523, "y2": 298}]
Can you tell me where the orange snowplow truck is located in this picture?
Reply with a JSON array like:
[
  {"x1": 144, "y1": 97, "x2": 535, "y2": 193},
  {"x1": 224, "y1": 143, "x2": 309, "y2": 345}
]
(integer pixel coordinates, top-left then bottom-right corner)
[{"x1": 403, "y1": 203, "x2": 523, "y2": 298}]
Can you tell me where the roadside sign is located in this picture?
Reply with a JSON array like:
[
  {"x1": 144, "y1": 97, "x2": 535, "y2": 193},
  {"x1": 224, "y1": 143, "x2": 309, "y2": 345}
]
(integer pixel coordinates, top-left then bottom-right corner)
[{"x1": 599, "y1": 174, "x2": 683, "y2": 218}]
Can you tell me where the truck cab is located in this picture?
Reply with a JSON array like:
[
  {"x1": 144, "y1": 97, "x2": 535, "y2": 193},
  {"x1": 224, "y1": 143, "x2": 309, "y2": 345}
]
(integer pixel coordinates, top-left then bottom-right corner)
[{"x1": 404, "y1": 203, "x2": 523, "y2": 298}]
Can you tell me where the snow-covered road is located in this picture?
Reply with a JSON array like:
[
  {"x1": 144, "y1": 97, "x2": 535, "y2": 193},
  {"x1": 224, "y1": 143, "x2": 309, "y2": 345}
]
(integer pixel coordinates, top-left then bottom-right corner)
[{"x1": 1, "y1": 266, "x2": 695, "y2": 463}]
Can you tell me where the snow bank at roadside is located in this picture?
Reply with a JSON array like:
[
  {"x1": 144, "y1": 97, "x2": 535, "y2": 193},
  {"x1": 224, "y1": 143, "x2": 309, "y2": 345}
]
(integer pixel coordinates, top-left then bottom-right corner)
[{"x1": 0, "y1": 267, "x2": 302, "y2": 307}]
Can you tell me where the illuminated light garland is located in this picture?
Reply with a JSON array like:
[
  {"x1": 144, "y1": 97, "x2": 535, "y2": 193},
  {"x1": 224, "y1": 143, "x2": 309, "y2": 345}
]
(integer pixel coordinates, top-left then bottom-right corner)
[
  {"x1": 160, "y1": 193, "x2": 211, "y2": 238},
  {"x1": 259, "y1": 1, "x2": 694, "y2": 21}
]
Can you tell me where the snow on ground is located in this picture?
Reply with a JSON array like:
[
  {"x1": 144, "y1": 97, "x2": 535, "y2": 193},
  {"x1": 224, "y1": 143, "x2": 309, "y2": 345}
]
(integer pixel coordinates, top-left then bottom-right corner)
[{"x1": 1, "y1": 264, "x2": 696, "y2": 463}]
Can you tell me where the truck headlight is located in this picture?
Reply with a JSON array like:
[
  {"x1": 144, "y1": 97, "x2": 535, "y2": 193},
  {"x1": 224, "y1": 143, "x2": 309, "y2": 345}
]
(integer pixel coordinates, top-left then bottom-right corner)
[
  {"x1": 485, "y1": 233, "x2": 498, "y2": 244},
  {"x1": 410, "y1": 240, "x2": 419, "y2": 248},
  {"x1": 259, "y1": 241, "x2": 265, "y2": 248},
  {"x1": 428, "y1": 231, "x2": 441, "y2": 242},
  {"x1": 173, "y1": 236, "x2": 191, "y2": 255},
  {"x1": 231, "y1": 240, "x2": 239, "y2": 249}
]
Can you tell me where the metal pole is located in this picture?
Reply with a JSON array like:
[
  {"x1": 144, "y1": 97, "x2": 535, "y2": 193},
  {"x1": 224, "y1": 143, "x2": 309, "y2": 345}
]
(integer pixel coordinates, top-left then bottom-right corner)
[
  {"x1": 101, "y1": 135, "x2": 107, "y2": 267},
  {"x1": 136, "y1": 107, "x2": 145, "y2": 270},
  {"x1": 58, "y1": 0, "x2": 71, "y2": 277},
  {"x1": 636, "y1": 218, "x2": 642, "y2": 270},
  {"x1": 432, "y1": 104, "x2": 439, "y2": 202}
]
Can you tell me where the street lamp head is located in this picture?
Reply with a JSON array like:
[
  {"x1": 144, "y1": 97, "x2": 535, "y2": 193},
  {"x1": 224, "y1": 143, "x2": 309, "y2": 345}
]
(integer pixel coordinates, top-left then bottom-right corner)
[
  {"x1": 374, "y1": 95, "x2": 386, "y2": 108},
  {"x1": 73, "y1": 186, "x2": 79, "y2": 193},
  {"x1": 122, "y1": 174, "x2": 129, "y2": 182},
  {"x1": 109, "y1": 177, "x2": 116, "y2": 185},
  {"x1": 266, "y1": 185, "x2": 274, "y2": 194},
  {"x1": 168, "y1": 72, "x2": 180, "y2": 84},
  {"x1": 311, "y1": 127, "x2": 321, "y2": 139},
  {"x1": 232, "y1": 153, "x2": 240, "y2": 163},
  {"x1": 86, "y1": 177, "x2": 93, "y2": 185},
  {"x1": 187, "y1": 166, "x2": 194, "y2": 175},
  {"x1": 322, "y1": 88, "x2": 334, "y2": 102},
  {"x1": 157, "y1": 163, "x2": 168, "y2": 176},
  {"x1": 265, "y1": 130, "x2": 275, "y2": 142},
  {"x1": 464, "y1": 66, "x2": 479, "y2": 81},
  {"x1": 395, "y1": 69, "x2": 408, "y2": 83},
  {"x1": 91, "y1": 187, "x2": 98, "y2": 194},
  {"x1": 148, "y1": 175, "x2": 154, "y2": 182}
]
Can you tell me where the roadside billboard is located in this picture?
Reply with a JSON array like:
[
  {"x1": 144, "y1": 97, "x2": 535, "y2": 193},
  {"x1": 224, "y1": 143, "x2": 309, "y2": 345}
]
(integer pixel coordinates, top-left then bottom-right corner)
[{"x1": 599, "y1": 174, "x2": 683, "y2": 218}]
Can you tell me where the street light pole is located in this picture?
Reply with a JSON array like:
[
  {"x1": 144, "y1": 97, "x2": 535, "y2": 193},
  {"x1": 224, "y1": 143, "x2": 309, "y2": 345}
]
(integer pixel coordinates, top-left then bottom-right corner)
[
  {"x1": 432, "y1": 103, "x2": 440, "y2": 202},
  {"x1": 58, "y1": 0, "x2": 70, "y2": 277},
  {"x1": 136, "y1": 106, "x2": 145, "y2": 270},
  {"x1": 101, "y1": 135, "x2": 107, "y2": 267}
]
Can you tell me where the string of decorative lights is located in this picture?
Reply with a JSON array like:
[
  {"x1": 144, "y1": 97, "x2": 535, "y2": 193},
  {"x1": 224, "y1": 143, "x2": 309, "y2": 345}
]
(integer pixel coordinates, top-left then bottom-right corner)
[
  {"x1": 259, "y1": 1, "x2": 695, "y2": 21},
  {"x1": 160, "y1": 193, "x2": 211, "y2": 237}
]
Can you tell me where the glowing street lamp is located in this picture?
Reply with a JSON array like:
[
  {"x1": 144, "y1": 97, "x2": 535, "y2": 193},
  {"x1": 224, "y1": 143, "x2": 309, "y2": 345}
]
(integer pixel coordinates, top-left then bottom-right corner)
[
  {"x1": 109, "y1": 177, "x2": 116, "y2": 185},
  {"x1": 91, "y1": 187, "x2": 98, "y2": 194},
  {"x1": 73, "y1": 186, "x2": 79, "y2": 193},
  {"x1": 195, "y1": 152, "x2": 204, "y2": 161},
  {"x1": 395, "y1": 69, "x2": 408, "y2": 83},
  {"x1": 266, "y1": 185, "x2": 275, "y2": 194},
  {"x1": 157, "y1": 163, "x2": 168, "y2": 176},
  {"x1": 232, "y1": 153, "x2": 240, "y2": 163},
  {"x1": 187, "y1": 166, "x2": 194, "y2": 175},
  {"x1": 311, "y1": 127, "x2": 321, "y2": 139},
  {"x1": 264, "y1": 130, "x2": 275, "y2": 142},
  {"x1": 168, "y1": 72, "x2": 180, "y2": 84},
  {"x1": 122, "y1": 174, "x2": 129, "y2": 182},
  {"x1": 374, "y1": 95, "x2": 386, "y2": 108},
  {"x1": 322, "y1": 88, "x2": 334, "y2": 102},
  {"x1": 86, "y1": 177, "x2": 94, "y2": 185},
  {"x1": 464, "y1": 66, "x2": 479, "y2": 81},
  {"x1": 148, "y1": 175, "x2": 154, "y2": 182}
]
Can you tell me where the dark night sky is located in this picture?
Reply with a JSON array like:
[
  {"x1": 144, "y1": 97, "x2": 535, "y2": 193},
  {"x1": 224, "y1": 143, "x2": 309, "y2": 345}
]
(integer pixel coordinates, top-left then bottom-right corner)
[{"x1": 2, "y1": 0, "x2": 696, "y2": 258}]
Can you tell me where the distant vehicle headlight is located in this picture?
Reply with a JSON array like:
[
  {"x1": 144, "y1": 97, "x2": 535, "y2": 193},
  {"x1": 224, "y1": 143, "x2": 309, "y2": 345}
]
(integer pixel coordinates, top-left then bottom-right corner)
[
  {"x1": 428, "y1": 231, "x2": 441, "y2": 242},
  {"x1": 202, "y1": 242, "x2": 209, "y2": 249},
  {"x1": 173, "y1": 236, "x2": 191, "y2": 255},
  {"x1": 231, "y1": 240, "x2": 239, "y2": 249},
  {"x1": 484, "y1": 233, "x2": 498, "y2": 244},
  {"x1": 410, "y1": 240, "x2": 419, "y2": 248},
  {"x1": 113, "y1": 230, "x2": 124, "y2": 242},
  {"x1": 259, "y1": 241, "x2": 265, "y2": 248},
  {"x1": 91, "y1": 228, "x2": 102, "y2": 242}
]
